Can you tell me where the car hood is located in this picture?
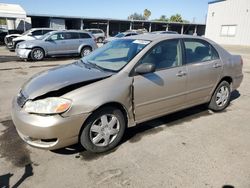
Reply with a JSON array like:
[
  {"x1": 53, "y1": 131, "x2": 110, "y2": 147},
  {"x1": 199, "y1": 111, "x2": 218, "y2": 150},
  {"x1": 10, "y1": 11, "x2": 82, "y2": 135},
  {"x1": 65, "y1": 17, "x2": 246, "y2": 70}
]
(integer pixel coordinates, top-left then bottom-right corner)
[
  {"x1": 5, "y1": 34, "x2": 22, "y2": 38},
  {"x1": 21, "y1": 61, "x2": 114, "y2": 100},
  {"x1": 18, "y1": 39, "x2": 44, "y2": 48},
  {"x1": 13, "y1": 35, "x2": 36, "y2": 42}
]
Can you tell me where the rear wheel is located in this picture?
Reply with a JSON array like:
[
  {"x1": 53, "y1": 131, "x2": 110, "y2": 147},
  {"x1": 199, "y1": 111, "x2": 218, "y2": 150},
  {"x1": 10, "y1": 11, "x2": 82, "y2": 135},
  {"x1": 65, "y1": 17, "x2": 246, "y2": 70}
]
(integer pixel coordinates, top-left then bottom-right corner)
[
  {"x1": 80, "y1": 46, "x2": 92, "y2": 57},
  {"x1": 97, "y1": 37, "x2": 103, "y2": 43},
  {"x1": 79, "y1": 107, "x2": 126, "y2": 153},
  {"x1": 30, "y1": 48, "x2": 45, "y2": 61},
  {"x1": 208, "y1": 81, "x2": 231, "y2": 111}
]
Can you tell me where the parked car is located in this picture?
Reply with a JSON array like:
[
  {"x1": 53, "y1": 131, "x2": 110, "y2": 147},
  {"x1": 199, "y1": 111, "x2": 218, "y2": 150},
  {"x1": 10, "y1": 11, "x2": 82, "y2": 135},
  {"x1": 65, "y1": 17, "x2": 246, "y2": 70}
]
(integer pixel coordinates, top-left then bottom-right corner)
[
  {"x1": 5, "y1": 28, "x2": 54, "y2": 51},
  {"x1": 103, "y1": 31, "x2": 138, "y2": 44},
  {"x1": 84, "y1": 28, "x2": 105, "y2": 43},
  {"x1": 12, "y1": 34, "x2": 243, "y2": 153},
  {"x1": 16, "y1": 30, "x2": 98, "y2": 61},
  {"x1": 0, "y1": 29, "x2": 23, "y2": 44},
  {"x1": 151, "y1": 31, "x2": 178, "y2": 34},
  {"x1": 126, "y1": 28, "x2": 148, "y2": 34}
]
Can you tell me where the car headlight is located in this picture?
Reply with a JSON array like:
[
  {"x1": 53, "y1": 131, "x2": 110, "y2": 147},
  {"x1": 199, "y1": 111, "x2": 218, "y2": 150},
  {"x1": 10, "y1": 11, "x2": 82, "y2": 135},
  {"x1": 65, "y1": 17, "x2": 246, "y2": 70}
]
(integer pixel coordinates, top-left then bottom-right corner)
[{"x1": 24, "y1": 97, "x2": 72, "y2": 115}]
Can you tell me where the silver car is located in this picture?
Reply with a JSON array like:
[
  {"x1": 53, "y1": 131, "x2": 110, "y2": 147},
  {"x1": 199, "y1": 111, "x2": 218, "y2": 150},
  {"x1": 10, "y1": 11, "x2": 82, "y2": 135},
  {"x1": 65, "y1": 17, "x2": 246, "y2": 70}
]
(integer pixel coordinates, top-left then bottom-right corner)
[
  {"x1": 84, "y1": 29, "x2": 106, "y2": 43},
  {"x1": 12, "y1": 34, "x2": 243, "y2": 153},
  {"x1": 103, "y1": 31, "x2": 139, "y2": 44},
  {"x1": 16, "y1": 30, "x2": 98, "y2": 61}
]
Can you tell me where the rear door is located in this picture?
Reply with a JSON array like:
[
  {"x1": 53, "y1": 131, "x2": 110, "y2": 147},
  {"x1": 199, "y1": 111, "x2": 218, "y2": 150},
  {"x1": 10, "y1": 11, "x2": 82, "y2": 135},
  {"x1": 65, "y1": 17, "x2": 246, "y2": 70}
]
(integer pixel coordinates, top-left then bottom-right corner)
[
  {"x1": 63, "y1": 32, "x2": 80, "y2": 53},
  {"x1": 133, "y1": 39, "x2": 188, "y2": 122},
  {"x1": 183, "y1": 38, "x2": 222, "y2": 106}
]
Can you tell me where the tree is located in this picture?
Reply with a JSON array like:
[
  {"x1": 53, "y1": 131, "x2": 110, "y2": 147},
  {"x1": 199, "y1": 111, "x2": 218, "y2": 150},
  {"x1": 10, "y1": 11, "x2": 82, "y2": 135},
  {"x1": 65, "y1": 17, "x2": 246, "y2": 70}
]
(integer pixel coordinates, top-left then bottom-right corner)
[
  {"x1": 128, "y1": 13, "x2": 146, "y2": 20},
  {"x1": 169, "y1": 14, "x2": 183, "y2": 23},
  {"x1": 155, "y1": 15, "x2": 169, "y2": 22},
  {"x1": 143, "y1": 9, "x2": 151, "y2": 20}
]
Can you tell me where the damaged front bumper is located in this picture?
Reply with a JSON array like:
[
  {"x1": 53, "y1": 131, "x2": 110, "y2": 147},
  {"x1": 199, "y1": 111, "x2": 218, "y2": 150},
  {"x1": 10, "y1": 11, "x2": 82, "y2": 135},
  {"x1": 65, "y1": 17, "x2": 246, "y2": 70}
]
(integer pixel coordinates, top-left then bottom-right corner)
[
  {"x1": 11, "y1": 96, "x2": 90, "y2": 150},
  {"x1": 16, "y1": 48, "x2": 32, "y2": 59}
]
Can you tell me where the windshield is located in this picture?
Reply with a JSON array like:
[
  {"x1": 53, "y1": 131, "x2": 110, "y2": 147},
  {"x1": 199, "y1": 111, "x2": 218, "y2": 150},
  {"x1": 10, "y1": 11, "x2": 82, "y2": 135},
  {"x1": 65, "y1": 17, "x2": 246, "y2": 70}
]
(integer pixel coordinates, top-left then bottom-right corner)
[
  {"x1": 22, "y1": 30, "x2": 32, "y2": 35},
  {"x1": 115, "y1": 33, "x2": 125, "y2": 38},
  {"x1": 82, "y1": 39, "x2": 151, "y2": 72},
  {"x1": 39, "y1": 31, "x2": 54, "y2": 40}
]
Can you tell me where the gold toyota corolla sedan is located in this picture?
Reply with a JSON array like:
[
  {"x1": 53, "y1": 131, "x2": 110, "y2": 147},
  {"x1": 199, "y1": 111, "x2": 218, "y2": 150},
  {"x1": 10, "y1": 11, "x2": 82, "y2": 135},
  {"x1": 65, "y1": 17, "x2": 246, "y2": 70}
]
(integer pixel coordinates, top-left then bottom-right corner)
[{"x1": 12, "y1": 34, "x2": 243, "y2": 153}]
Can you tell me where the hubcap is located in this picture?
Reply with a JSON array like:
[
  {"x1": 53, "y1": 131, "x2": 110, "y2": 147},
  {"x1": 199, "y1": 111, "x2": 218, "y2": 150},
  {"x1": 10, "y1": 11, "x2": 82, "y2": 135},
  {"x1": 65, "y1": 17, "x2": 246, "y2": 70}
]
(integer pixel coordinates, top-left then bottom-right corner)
[
  {"x1": 33, "y1": 49, "x2": 43, "y2": 60},
  {"x1": 90, "y1": 114, "x2": 120, "y2": 147},
  {"x1": 82, "y1": 49, "x2": 91, "y2": 57},
  {"x1": 216, "y1": 86, "x2": 229, "y2": 107}
]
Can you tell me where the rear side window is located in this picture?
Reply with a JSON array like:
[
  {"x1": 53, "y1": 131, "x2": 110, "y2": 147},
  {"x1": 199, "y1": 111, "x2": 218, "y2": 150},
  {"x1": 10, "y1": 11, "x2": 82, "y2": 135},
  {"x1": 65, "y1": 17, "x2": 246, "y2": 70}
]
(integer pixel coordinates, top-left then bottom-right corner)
[
  {"x1": 79, "y1": 33, "x2": 91, "y2": 39},
  {"x1": 31, "y1": 30, "x2": 43, "y2": 36},
  {"x1": 64, "y1": 32, "x2": 79, "y2": 39},
  {"x1": 184, "y1": 39, "x2": 219, "y2": 64}
]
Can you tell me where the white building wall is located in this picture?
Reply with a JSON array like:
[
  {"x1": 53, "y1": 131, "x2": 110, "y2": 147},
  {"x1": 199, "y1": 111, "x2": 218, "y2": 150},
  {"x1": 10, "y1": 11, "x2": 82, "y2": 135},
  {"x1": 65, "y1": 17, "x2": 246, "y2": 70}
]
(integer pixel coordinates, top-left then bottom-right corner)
[{"x1": 205, "y1": 0, "x2": 250, "y2": 46}]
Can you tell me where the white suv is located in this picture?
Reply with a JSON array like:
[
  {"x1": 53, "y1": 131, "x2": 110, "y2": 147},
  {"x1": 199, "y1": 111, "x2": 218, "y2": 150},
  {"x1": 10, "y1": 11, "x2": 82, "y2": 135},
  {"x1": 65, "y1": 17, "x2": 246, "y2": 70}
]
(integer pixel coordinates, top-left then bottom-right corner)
[{"x1": 5, "y1": 28, "x2": 54, "y2": 51}]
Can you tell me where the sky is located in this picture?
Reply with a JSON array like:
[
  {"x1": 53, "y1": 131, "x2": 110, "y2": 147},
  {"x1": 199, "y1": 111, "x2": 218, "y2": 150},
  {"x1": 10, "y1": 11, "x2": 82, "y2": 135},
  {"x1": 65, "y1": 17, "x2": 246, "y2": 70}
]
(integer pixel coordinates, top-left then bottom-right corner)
[{"x1": 3, "y1": 0, "x2": 210, "y2": 24}]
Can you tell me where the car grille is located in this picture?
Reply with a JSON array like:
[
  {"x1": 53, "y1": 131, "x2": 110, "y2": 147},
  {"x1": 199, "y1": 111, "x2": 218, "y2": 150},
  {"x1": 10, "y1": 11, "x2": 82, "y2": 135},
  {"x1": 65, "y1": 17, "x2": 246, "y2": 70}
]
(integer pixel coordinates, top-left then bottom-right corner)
[
  {"x1": 4, "y1": 36, "x2": 14, "y2": 46},
  {"x1": 17, "y1": 91, "x2": 27, "y2": 107}
]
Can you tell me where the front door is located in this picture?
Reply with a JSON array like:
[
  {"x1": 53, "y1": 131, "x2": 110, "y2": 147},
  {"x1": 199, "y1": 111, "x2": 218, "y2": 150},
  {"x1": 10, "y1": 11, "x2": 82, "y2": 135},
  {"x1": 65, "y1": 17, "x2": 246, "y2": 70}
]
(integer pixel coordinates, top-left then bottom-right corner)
[
  {"x1": 45, "y1": 32, "x2": 66, "y2": 55},
  {"x1": 133, "y1": 39, "x2": 188, "y2": 122}
]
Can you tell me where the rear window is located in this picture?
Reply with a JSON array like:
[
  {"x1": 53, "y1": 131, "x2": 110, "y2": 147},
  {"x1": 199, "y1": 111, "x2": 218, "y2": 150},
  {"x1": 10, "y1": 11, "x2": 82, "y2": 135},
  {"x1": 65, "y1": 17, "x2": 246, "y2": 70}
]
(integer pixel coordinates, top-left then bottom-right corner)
[{"x1": 79, "y1": 33, "x2": 91, "y2": 39}]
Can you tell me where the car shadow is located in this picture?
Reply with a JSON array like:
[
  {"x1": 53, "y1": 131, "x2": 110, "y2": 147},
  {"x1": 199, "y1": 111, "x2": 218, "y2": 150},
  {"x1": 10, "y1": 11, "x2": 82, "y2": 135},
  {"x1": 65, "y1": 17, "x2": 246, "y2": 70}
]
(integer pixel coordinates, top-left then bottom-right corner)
[
  {"x1": 53, "y1": 90, "x2": 241, "y2": 157},
  {"x1": 0, "y1": 55, "x2": 20, "y2": 63}
]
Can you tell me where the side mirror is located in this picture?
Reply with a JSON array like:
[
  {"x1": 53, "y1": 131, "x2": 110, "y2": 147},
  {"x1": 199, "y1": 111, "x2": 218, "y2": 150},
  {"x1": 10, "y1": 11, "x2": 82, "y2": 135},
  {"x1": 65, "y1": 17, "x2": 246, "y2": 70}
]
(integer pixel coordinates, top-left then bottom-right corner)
[
  {"x1": 135, "y1": 63, "x2": 156, "y2": 74},
  {"x1": 27, "y1": 33, "x2": 32, "y2": 36}
]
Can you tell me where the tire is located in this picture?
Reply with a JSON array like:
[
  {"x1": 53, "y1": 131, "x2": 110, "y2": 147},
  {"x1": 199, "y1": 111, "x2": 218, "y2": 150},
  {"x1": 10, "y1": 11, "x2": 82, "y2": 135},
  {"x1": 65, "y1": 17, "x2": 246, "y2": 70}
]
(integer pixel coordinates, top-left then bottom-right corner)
[
  {"x1": 208, "y1": 81, "x2": 231, "y2": 111},
  {"x1": 30, "y1": 48, "x2": 45, "y2": 61},
  {"x1": 80, "y1": 46, "x2": 92, "y2": 57},
  {"x1": 97, "y1": 37, "x2": 103, "y2": 43},
  {"x1": 79, "y1": 107, "x2": 126, "y2": 153}
]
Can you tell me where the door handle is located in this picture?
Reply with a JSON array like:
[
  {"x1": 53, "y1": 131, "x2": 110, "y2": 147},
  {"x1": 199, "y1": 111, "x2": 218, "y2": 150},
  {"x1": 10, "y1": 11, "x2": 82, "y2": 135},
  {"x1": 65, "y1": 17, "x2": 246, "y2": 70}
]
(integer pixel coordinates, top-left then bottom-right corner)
[
  {"x1": 176, "y1": 71, "x2": 187, "y2": 77},
  {"x1": 213, "y1": 63, "x2": 222, "y2": 68}
]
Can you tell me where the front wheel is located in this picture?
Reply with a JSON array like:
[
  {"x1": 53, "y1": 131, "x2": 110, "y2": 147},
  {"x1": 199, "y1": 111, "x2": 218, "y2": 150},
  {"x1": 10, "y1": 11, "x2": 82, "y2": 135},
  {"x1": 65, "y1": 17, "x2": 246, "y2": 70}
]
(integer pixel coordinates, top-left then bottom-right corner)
[
  {"x1": 30, "y1": 48, "x2": 45, "y2": 61},
  {"x1": 79, "y1": 107, "x2": 126, "y2": 153},
  {"x1": 80, "y1": 47, "x2": 92, "y2": 57},
  {"x1": 208, "y1": 81, "x2": 231, "y2": 111}
]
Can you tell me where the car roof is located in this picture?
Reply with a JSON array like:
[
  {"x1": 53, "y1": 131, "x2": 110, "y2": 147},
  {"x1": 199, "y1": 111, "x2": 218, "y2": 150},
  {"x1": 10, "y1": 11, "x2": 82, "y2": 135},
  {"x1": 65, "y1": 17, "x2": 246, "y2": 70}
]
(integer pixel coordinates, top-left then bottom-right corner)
[
  {"x1": 122, "y1": 31, "x2": 138, "y2": 35},
  {"x1": 125, "y1": 33, "x2": 212, "y2": 42},
  {"x1": 29, "y1": 28, "x2": 54, "y2": 31},
  {"x1": 48, "y1": 30, "x2": 90, "y2": 34},
  {"x1": 85, "y1": 28, "x2": 102, "y2": 30}
]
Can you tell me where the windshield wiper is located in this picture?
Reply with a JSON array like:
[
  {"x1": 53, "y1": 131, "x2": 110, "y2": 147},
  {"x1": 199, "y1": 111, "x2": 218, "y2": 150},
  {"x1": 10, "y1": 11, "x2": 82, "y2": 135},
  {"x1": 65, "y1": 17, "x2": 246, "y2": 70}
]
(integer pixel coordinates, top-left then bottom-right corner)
[{"x1": 80, "y1": 59, "x2": 105, "y2": 72}]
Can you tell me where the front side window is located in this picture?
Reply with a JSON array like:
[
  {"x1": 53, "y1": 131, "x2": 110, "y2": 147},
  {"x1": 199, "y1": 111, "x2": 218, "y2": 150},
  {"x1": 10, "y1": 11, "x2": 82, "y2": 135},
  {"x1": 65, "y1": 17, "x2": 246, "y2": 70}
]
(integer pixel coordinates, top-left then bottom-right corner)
[
  {"x1": 82, "y1": 39, "x2": 150, "y2": 72},
  {"x1": 139, "y1": 39, "x2": 182, "y2": 70},
  {"x1": 48, "y1": 33, "x2": 64, "y2": 41},
  {"x1": 184, "y1": 39, "x2": 219, "y2": 64}
]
